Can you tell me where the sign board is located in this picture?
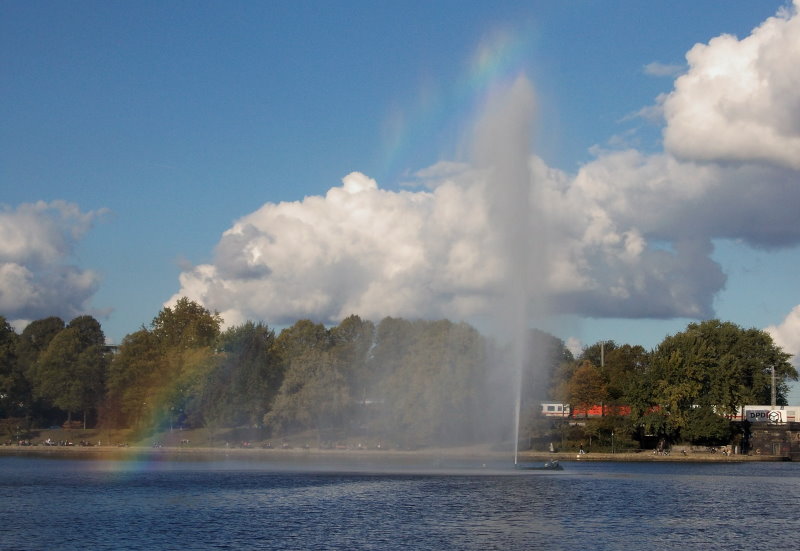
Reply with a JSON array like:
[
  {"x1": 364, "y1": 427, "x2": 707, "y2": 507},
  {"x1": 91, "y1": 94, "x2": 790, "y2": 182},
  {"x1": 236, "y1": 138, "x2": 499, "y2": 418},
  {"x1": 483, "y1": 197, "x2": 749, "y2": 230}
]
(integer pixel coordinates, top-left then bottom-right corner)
[{"x1": 746, "y1": 409, "x2": 784, "y2": 423}]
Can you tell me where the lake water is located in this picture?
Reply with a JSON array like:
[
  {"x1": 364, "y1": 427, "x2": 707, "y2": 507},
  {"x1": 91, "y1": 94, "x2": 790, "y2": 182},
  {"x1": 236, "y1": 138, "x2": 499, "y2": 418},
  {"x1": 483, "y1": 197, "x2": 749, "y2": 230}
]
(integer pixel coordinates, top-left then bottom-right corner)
[{"x1": 1, "y1": 455, "x2": 798, "y2": 550}]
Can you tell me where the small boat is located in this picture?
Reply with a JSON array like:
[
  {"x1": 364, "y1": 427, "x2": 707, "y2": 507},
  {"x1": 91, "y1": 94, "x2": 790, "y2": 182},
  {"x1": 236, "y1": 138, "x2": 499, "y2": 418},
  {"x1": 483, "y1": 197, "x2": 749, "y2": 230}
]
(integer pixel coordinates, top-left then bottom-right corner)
[{"x1": 515, "y1": 460, "x2": 563, "y2": 471}]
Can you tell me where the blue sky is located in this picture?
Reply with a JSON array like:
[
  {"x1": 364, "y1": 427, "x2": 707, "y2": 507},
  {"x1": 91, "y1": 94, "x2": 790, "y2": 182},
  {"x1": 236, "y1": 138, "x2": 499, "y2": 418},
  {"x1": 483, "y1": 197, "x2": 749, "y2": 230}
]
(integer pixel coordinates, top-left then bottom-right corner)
[{"x1": 3, "y1": 1, "x2": 800, "y2": 397}]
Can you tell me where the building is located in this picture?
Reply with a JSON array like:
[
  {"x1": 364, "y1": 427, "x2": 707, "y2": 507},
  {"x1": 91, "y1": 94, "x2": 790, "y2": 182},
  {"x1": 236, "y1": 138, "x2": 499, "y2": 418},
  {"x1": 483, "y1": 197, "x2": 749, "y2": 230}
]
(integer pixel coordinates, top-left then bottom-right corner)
[{"x1": 740, "y1": 405, "x2": 800, "y2": 459}]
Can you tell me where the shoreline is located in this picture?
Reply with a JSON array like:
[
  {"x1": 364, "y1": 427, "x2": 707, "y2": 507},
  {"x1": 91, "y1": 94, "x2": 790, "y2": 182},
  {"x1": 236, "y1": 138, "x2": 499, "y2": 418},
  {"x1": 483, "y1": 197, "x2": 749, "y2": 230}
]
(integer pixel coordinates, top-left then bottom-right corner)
[{"x1": 0, "y1": 444, "x2": 787, "y2": 463}]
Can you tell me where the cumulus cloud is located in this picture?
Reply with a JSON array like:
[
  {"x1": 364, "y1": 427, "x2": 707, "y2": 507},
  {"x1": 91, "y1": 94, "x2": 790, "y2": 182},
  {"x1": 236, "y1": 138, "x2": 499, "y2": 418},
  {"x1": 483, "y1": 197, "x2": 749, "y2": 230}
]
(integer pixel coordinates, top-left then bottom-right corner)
[
  {"x1": 173, "y1": 171, "x2": 498, "y2": 325},
  {"x1": 173, "y1": 1, "x2": 800, "y2": 332},
  {"x1": 0, "y1": 201, "x2": 106, "y2": 326},
  {"x1": 766, "y1": 306, "x2": 800, "y2": 365},
  {"x1": 663, "y1": 0, "x2": 800, "y2": 169},
  {"x1": 172, "y1": 154, "x2": 730, "y2": 326}
]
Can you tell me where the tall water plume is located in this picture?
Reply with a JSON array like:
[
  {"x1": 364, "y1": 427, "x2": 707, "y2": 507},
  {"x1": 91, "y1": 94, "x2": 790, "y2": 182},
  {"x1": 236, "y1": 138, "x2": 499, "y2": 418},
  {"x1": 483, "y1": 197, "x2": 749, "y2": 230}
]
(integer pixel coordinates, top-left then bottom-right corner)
[{"x1": 471, "y1": 75, "x2": 544, "y2": 462}]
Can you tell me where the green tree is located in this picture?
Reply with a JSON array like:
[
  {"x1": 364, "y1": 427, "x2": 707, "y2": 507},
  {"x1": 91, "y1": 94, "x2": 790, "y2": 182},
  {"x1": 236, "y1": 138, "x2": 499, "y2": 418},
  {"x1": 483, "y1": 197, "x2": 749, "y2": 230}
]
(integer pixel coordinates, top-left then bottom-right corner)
[
  {"x1": 15, "y1": 317, "x2": 66, "y2": 422},
  {"x1": 160, "y1": 346, "x2": 218, "y2": 429},
  {"x1": 151, "y1": 297, "x2": 222, "y2": 350},
  {"x1": 17, "y1": 317, "x2": 65, "y2": 363},
  {"x1": 369, "y1": 319, "x2": 488, "y2": 446},
  {"x1": 262, "y1": 317, "x2": 491, "y2": 447},
  {"x1": 264, "y1": 348, "x2": 351, "y2": 440},
  {"x1": 0, "y1": 317, "x2": 22, "y2": 418},
  {"x1": 273, "y1": 319, "x2": 330, "y2": 361},
  {"x1": 568, "y1": 341, "x2": 649, "y2": 406},
  {"x1": 647, "y1": 319, "x2": 796, "y2": 440},
  {"x1": 149, "y1": 299, "x2": 221, "y2": 428},
  {"x1": 199, "y1": 321, "x2": 283, "y2": 428},
  {"x1": 104, "y1": 329, "x2": 162, "y2": 428},
  {"x1": 328, "y1": 315, "x2": 375, "y2": 403},
  {"x1": 263, "y1": 319, "x2": 346, "y2": 438},
  {"x1": 579, "y1": 340, "x2": 618, "y2": 371},
  {"x1": 681, "y1": 406, "x2": 735, "y2": 446},
  {"x1": 105, "y1": 299, "x2": 222, "y2": 431},
  {"x1": 601, "y1": 344, "x2": 649, "y2": 404},
  {"x1": 625, "y1": 352, "x2": 664, "y2": 441},
  {"x1": 29, "y1": 316, "x2": 109, "y2": 427},
  {"x1": 67, "y1": 315, "x2": 105, "y2": 348}
]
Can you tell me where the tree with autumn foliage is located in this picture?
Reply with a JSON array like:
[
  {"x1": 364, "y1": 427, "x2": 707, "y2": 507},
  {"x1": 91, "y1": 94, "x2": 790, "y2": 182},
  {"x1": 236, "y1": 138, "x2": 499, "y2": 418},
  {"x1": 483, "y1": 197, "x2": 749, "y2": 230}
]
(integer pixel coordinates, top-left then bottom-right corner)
[{"x1": 567, "y1": 360, "x2": 608, "y2": 417}]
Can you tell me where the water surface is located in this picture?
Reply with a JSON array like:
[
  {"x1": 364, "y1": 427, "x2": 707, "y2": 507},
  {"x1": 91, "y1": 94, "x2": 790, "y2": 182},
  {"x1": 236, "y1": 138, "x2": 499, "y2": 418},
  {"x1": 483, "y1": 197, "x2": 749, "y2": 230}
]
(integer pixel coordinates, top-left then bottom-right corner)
[{"x1": 1, "y1": 456, "x2": 796, "y2": 550}]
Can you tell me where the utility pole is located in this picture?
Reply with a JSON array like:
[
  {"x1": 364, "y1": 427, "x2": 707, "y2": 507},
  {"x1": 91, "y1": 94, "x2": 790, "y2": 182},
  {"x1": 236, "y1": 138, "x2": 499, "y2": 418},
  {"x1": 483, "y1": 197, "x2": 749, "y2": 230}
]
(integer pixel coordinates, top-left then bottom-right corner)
[
  {"x1": 600, "y1": 341, "x2": 605, "y2": 417},
  {"x1": 600, "y1": 341, "x2": 604, "y2": 368},
  {"x1": 771, "y1": 365, "x2": 777, "y2": 407}
]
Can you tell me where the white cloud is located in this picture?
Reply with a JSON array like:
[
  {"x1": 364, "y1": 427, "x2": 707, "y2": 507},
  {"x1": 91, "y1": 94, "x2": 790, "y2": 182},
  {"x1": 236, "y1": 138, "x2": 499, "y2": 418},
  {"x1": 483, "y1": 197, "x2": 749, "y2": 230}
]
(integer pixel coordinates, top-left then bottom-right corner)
[
  {"x1": 643, "y1": 62, "x2": 684, "y2": 77},
  {"x1": 0, "y1": 201, "x2": 106, "y2": 325},
  {"x1": 172, "y1": 155, "x2": 730, "y2": 326},
  {"x1": 565, "y1": 336, "x2": 582, "y2": 358},
  {"x1": 766, "y1": 305, "x2": 800, "y2": 365},
  {"x1": 172, "y1": 170, "x2": 500, "y2": 325},
  {"x1": 663, "y1": 0, "x2": 800, "y2": 170},
  {"x1": 174, "y1": 143, "x2": 797, "y2": 327},
  {"x1": 173, "y1": 2, "x2": 800, "y2": 332}
]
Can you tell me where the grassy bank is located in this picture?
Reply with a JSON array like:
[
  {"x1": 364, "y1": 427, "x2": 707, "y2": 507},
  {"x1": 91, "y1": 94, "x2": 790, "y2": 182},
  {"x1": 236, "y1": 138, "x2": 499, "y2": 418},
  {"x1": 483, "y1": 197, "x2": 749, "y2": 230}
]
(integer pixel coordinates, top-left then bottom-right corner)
[
  {"x1": 517, "y1": 450, "x2": 785, "y2": 462},
  {"x1": 0, "y1": 441, "x2": 786, "y2": 463},
  {"x1": 1, "y1": 425, "x2": 788, "y2": 463}
]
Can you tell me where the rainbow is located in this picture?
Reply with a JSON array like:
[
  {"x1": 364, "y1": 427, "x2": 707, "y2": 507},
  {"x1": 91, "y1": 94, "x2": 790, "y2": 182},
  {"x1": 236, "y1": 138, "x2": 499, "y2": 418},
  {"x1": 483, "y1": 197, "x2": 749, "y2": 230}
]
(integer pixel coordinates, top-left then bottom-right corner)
[{"x1": 377, "y1": 25, "x2": 536, "y2": 185}]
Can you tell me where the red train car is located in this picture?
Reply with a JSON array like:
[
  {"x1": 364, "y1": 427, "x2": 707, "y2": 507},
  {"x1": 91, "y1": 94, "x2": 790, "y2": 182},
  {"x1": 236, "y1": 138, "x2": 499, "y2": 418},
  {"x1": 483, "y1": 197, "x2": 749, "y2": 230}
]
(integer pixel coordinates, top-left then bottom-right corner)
[{"x1": 540, "y1": 403, "x2": 633, "y2": 418}]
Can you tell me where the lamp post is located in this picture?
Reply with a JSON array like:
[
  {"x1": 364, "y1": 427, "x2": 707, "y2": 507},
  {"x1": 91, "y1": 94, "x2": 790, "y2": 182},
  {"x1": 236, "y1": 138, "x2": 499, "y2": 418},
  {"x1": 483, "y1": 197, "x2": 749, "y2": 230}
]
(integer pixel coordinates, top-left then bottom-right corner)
[{"x1": 611, "y1": 430, "x2": 615, "y2": 454}]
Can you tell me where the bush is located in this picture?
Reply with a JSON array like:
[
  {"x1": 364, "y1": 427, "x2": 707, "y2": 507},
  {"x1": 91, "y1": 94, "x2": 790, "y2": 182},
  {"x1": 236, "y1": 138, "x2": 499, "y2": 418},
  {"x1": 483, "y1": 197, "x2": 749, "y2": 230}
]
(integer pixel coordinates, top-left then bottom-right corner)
[{"x1": 681, "y1": 407, "x2": 734, "y2": 446}]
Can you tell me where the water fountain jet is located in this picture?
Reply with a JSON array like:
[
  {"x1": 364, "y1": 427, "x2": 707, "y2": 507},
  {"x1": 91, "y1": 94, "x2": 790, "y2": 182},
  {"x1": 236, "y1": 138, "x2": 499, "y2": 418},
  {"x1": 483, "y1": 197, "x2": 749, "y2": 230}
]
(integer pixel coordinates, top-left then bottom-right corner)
[{"x1": 471, "y1": 75, "x2": 544, "y2": 465}]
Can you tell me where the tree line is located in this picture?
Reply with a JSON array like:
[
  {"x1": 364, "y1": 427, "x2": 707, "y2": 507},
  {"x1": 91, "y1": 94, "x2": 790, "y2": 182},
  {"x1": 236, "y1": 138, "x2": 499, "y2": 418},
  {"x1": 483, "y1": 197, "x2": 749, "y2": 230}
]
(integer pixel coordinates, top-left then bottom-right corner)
[{"x1": 0, "y1": 297, "x2": 796, "y2": 447}]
